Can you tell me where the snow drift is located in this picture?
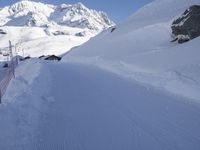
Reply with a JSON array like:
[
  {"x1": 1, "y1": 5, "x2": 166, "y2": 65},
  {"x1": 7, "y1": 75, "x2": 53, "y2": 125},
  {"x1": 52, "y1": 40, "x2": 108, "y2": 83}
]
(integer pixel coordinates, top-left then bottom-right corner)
[{"x1": 65, "y1": 0, "x2": 200, "y2": 100}]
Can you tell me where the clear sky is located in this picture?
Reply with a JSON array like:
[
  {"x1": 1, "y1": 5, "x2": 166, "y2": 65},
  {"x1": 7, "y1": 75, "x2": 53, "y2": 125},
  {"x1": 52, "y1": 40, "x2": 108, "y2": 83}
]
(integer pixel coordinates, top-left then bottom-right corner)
[{"x1": 0, "y1": 0, "x2": 154, "y2": 22}]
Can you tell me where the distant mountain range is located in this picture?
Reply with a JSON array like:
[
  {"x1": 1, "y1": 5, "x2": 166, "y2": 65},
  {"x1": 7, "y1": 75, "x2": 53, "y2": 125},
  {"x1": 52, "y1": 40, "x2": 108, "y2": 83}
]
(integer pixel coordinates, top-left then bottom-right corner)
[
  {"x1": 0, "y1": 0, "x2": 114, "y2": 31},
  {"x1": 0, "y1": 0, "x2": 114, "y2": 58}
]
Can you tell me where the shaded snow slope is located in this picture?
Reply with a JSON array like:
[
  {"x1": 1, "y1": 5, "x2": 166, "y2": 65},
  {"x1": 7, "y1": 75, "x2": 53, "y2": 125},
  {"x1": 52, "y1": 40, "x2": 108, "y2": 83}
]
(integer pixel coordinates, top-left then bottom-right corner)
[
  {"x1": 0, "y1": 59, "x2": 51, "y2": 149},
  {"x1": 1, "y1": 60, "x2": 200, "y2": 149},
  {"x1": 65, "y1": 0, "x2": 200, "y2": 100}
]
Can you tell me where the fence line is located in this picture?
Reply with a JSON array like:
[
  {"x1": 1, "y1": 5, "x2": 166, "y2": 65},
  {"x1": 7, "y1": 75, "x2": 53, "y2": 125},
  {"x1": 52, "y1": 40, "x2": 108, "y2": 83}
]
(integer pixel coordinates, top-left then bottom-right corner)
[{"x1": 0, "y1": 58, "x2": 18, "y2": 103}]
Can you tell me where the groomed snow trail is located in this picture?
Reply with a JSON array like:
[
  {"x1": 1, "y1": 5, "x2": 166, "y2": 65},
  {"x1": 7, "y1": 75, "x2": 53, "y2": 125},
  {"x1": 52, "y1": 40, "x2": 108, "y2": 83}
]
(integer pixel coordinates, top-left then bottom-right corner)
[{"x1": 31, "y1": 62, "x2": 200, "y2": 150}]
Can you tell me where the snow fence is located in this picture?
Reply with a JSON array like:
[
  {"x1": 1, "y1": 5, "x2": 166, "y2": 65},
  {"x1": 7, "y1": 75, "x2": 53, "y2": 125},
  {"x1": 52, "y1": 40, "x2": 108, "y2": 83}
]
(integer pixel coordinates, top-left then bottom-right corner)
[{"x1": 0, "y1": 59, "x2": 18, "y2": 103}]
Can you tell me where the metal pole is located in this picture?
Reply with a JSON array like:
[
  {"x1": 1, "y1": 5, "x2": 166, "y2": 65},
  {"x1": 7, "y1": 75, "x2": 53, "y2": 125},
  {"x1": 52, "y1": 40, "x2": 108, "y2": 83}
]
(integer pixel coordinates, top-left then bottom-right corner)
[
  {"x1": 9, "y1": 40, "x2": 13, "y2": 61},
  {"x1": 22, "y1": 48, "x2": 25, "y2": 58},
  {"x1": 9, "y1": 40, "x2": 15, "y2": 78},
  {"x1": 15, "y1": 44, "x2": 18, "y2": 65}
]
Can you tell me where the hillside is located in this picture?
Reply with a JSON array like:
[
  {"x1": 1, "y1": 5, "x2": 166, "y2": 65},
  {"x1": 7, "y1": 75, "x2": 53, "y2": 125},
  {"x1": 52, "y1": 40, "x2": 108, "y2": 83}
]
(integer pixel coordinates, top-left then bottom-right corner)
[{"x1": 65, "y1": 0, "x2": 200, "y2": 100}]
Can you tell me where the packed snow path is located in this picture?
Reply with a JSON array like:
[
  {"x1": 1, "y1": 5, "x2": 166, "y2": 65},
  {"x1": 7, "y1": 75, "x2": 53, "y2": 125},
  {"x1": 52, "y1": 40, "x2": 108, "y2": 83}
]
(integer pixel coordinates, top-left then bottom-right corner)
[
  {"x1": 30, "y1": 62, "x2": 200, "y2": 150},
  {"x1": 1, "y1": 61, "x2": 200, "y2": 149}
]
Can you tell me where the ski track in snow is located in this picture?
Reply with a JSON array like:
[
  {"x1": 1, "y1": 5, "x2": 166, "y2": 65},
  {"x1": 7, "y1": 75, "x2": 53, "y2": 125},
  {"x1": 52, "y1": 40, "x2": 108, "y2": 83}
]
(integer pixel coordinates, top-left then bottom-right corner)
[
  {"x1": 0, "y1": 60, "x2": 52, "y2": 149},
  {"x1": 0, "y1": 60, "x2": 200, "y2": 149},
  {"x1": 8, "y1": 61, "x2": 199, "y2": 150}
]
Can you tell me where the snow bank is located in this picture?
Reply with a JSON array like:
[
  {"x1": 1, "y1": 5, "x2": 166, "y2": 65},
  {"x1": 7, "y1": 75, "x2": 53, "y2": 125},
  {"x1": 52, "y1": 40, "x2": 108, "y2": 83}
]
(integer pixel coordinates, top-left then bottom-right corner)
[{"x1": 64, "y1": 0, "x2": 200, "y2": 101}]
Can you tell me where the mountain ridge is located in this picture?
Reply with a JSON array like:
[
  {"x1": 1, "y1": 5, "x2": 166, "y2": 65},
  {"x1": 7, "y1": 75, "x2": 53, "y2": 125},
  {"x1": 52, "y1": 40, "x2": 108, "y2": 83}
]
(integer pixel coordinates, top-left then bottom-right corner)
[
  {"x1": 0, "y1": 0, "x2": 114, "y2": 58},
  {"x1": 0, "y1": 0, "x2": 114, "y2": 31}
]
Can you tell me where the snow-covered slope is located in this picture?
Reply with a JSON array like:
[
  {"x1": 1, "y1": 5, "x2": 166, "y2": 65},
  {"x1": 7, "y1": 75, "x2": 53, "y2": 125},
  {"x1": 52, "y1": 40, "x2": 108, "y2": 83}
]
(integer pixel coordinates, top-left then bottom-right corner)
[
  {"x1": 0, "y1": 26, "x2": 89, "y2": 58},
  {"x1": 65, "y1": 0, "x2": 200, "y2": 100},
  {"x1": 0, "y1": 0, "x2": 113, "y2": 58}
]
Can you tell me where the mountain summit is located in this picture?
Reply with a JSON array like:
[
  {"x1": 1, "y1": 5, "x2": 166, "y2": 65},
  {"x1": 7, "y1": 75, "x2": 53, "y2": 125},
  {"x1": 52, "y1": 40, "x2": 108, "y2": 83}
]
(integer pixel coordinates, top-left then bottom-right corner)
[{"x1": 0, "y1": 0, "x2": 114, "y2": 31}]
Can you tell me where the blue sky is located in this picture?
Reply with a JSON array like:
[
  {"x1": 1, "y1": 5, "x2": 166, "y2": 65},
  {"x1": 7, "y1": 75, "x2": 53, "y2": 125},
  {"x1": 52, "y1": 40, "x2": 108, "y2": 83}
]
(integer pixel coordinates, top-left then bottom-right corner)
[{"x1": 0, "y1": 0, "x2": 153, "y2": 22}]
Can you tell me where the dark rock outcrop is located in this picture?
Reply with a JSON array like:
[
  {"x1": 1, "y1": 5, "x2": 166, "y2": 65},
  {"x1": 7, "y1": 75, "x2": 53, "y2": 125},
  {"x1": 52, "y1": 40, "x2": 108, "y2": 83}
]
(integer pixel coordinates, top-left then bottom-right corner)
[
  {"x1": 52, "y1": 31, "x2": 69, "y2": 36},
  {"x1": 0, "y1": 29, "x2": 7, "y2": 34},
  {"x1": 44, "y1": 55, "x2": 62, "y2": 61},
  {"x1": 111, "y1": 27, "x2": 116, "y2": 33},
  {"x1": 75, "y1": 31, "x2": 86, "y2": 37},
  {"x1": 171, "y1": 5, "x2": 200, "y2": 43}
]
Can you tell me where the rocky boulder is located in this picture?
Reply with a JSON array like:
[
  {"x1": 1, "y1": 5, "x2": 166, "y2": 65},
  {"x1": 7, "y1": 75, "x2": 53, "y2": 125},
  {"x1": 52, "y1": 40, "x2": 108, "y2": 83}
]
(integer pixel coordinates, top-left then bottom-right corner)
[{"x1": 171, "y1": 5, "x2": 200, "y2": 43}]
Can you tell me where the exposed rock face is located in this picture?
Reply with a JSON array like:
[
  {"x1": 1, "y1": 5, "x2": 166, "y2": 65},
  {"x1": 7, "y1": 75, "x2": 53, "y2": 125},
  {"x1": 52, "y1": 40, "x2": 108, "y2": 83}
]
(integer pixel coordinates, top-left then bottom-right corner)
[{"x1": 171, "y1": 5, "x2": 200, "y2": 43}]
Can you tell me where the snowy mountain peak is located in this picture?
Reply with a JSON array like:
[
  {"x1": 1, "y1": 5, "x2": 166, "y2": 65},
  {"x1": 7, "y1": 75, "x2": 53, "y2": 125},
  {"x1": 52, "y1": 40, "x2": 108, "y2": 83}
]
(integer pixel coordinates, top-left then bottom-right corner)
[
  {"x1": 52, "y1": 2, "x2": 113, "y2": 30},
  {"x1": 8, "y1": 0, "x2": 54, "y2": 16},
  {"x1": 0, "y1": 1, "x2": 114, "y2": 30}
]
